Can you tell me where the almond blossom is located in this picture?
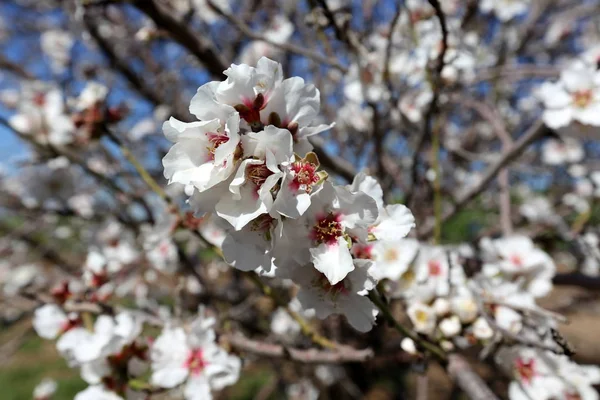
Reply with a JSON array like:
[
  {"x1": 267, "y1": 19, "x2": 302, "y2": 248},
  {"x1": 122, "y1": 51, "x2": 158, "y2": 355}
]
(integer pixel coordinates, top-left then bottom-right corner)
[
  {"x1": 538, "y1": 62, "x2": 600, "y2": 130},
  {"x1": 479, "y1": 0, "x2": 531, "y2": 22},
  {"x1": 480, "y1": 235, "x2": 555, "y2": 298},
  {"x1": 278, "y1": 181, "x2": 378, "y2": 285},
  {"x1": 150, "y1": 312, "x2": 241, "y2": 400},
  {"x1": 293, "y1": 260, "x2": 379, "y2": 332}
]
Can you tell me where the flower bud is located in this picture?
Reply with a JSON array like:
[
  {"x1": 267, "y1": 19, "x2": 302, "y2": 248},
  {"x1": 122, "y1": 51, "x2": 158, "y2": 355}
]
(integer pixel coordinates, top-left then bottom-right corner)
[
  {"x1": 439, "y1": 315, "x2": 462, "y2": 338},
  {"x1": 401, "y1": 337, "x2": 417, "y2": 355}
]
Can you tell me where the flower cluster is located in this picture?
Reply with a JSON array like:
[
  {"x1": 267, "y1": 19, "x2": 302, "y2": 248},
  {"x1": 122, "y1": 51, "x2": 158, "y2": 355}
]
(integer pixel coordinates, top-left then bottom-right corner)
[
  {"x1": 498, "y1": 346, "x2": 600, "y2": 400},
  {"x1": 32, "y1": 301, "x2": 241, "y2": 400},
  {"x1": 162, "y1": 57, "x2": 416, "y2": 333},
  {"x1": 391, "y1": 236, "x2": 558, "y2": 351}
]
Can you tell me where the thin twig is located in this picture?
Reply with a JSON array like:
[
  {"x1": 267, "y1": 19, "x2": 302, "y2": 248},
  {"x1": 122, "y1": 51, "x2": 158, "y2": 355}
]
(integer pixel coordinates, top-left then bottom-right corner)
[
  {"x1": 418, "y1": 120, "x2": 549, "y2": 238},
  {"x1": 225, "y1": 332, "x2": 373, "y2": 363},
  {"x1": 208, "y1": 0, "x2": 347, "y2": 73}
]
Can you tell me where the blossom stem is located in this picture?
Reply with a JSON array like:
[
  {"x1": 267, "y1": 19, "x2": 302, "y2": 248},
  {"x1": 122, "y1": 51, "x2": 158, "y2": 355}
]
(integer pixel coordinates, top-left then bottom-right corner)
[
  {"x1": 431, "y1": 119, "x2": 442, "y2": 245},
  {"x1": 246, "y1": 273, "x2": 337, "y2": 350},
  {"x1": 103, "y1": 128, "x2": 172, "y2": 206},
  {"x1": 367, "y1": 291, "x2": 447, "y2": 362}
]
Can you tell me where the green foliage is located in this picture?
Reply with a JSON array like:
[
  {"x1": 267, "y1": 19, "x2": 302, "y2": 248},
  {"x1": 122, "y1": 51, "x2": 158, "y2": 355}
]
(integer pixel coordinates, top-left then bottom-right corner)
[
  {"x1": 0, "y1": 336, "x2": 86, "y2": 400},
  {"x1": 441, "y1": 205, "x2": 492, "y2": 244}
]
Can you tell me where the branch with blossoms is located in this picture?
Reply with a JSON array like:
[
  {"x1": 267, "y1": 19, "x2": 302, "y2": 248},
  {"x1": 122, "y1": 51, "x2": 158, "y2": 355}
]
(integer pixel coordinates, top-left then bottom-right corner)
[{"x1": 4, "y1": 1, "x2": 600, "y2": 400}]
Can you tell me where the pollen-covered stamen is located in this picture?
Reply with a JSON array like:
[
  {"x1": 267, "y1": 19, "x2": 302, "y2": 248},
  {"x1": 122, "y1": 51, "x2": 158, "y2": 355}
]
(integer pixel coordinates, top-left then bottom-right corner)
[
  {"x1": 312, "y1": 213, "x2": 344, "y2": 246},
  {"x1": 246, "y1": 162, "x2": 273, "y2": 189},
  {"x1": 383, "y1": 248, "x2": 399, "y2": 262},
  {"x1": 313, "y1": 272, "x2": 350, "y2": 297},
  {"x1": 572, "y1": 89, "x2": 593, "y2": 108},
  {"x1": 184, "y1": 349, "x2": 208, "y2": 376},
  {"x1": 206, "y1": 132, "x2": 230, "y2": 161},
  {"x1": 290, "y1": 161, "x2": 319, "y2": 193},
  {"x1": 515, "y1": 357, "x2": 536, "y2": 384},
  {"x1": 251, "y1": 214, "x2": 274, "y2": 233}
]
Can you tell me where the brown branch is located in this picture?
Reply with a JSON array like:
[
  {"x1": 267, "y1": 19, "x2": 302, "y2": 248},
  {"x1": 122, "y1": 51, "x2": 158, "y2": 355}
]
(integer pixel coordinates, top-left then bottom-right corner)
[
  {"x1": 447, "y1": 355, "x2": 500, "y2": 400},
  {"x1": 224, "y1": 332, "x2": 374, "y2": 363},
  {"x1": 553, "y1": 273, "x2": 600, "y2": 290},
  {"x1": 82, "y1": 12, "x2": 189, "y2": 121},
  {"x1": 0, "y1": 54, "x2": 34, "y2": 80},
  {"x1": 0, "y1": 220, "x2": 79, "y2": 276},
  {"x1": 451, "y1": 96, "x2": 514, "y2": 235},
  {"x1": 406, "y1": 0, "x2": 448, "y2": 208},
  {"x1": 133, "y1": 0, "x2": 228, "y2": 78},
  {"x1": 310, "y1": 136, "x2": 356, "y2": 182},
  {"x1": 207, "y1": 0, "x2": 348, "y2": 73}
]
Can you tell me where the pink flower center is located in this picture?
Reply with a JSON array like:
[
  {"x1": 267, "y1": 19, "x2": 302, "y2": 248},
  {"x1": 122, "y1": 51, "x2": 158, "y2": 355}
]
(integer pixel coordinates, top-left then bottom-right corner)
[
  {"x1": 428, "y1": 260, "x2": 442, "y2": 276},
  {"x1": 352, "y1": 244, "x2": 373, "y2": 259},
  {"x1": 312, "y1": 213, "x2": 344, "y2": 246},
  {"x1": 509, "y1": 254, "x2": 523, "y2": 267},
  {"x1": 60, "y1": 316, "x2": 82, "y2": 333},
  {"x1": 290, "y1": 161, "x2": 319, "y2": 193},
  {"x1": 51, "y1": 281, "x2": 72, "y2": 304},
  {"x1": 184, "y1": 349, "x2": 208, "y2": 376},
  {"x1": 235, "y1": 93, "x2": 265, "y2": 130},
  {"x1": 565, "y1": 391, "x2": 582, "y2": 400},
  {"x1": 246, "y1": 162, "x2": 273, "y2": 190},
  {"x1": 515, "y1": 357, "x2": 536, "y2": 384},
  {"x1": 572, "y1": 90, "x2": 593, "y2": 108},
  {"x1": 159, "y1": 242, "x2": 170, "y2": 256},
  {"x1": 33, "y1": 92, "x2": 46, "y2": 106}
]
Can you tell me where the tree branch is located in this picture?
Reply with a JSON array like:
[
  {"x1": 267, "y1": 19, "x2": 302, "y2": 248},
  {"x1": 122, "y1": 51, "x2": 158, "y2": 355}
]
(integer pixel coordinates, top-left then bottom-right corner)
[
  {"x1": 225, "y1": 332, "x2": 373, "y2": 363},
  {"x1": 418, "y1": 120, "x2": 549, "y2": 238}
]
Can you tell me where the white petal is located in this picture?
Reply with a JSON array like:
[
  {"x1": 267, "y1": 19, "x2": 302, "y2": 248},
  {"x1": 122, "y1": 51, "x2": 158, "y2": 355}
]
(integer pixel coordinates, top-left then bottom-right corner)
[
  {"x1": 372, "y1": 204, "x2": 415, "y2": 241},
  {"x1": 310, "y1": 238, "x2": 355, "y2": 285}
]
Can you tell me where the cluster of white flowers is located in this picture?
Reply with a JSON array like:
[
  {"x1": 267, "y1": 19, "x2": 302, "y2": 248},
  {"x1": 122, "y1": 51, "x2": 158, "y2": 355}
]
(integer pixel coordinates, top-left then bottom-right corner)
[
  {"x1": 7, "y1": 81, "x2": 122, "y2": 148},
  {"x1": 32, "y1": 302, "x2": 240, "y2": 399},
  {"x1": 356, "y1": 235, "x2": 556, "y2": 352},
  {"x1": 538, "y1": 60, "x2": 600, "y2": 133},
  {"x1": 498, "y1": 346, "x2": 600, "y2": 400},
  {"x1": 162, "y1": 57, "x2": 416, "y2": 333}
]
